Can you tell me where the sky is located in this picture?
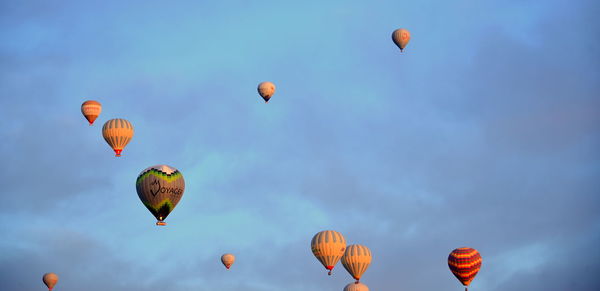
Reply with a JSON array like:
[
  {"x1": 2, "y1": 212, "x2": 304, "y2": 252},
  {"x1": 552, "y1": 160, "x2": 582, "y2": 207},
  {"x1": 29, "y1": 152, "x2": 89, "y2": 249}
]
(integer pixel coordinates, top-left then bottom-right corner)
[{"x1": 1, "y1": 0, "x2": 599, "y2": 290}]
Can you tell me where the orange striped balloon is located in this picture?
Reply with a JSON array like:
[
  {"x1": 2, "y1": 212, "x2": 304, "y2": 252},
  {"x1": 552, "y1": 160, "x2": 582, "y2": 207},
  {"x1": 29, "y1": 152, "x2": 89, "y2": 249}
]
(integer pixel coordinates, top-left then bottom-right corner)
[
  {"x1": 311, "y1": 230, "x2": 346, "y2": 275},
  {"x1": 102, "y1": 118, "x2": 134, "y2": 157},
  {"x1": 81, "y1": 100, "x2": 102, "y2": 125},
  {"x1": 448, "y1": 247, "x2": 481, "y2": 290},
  {"x1": 341, "y1": 244, "x2": 372, "y2": 282}
]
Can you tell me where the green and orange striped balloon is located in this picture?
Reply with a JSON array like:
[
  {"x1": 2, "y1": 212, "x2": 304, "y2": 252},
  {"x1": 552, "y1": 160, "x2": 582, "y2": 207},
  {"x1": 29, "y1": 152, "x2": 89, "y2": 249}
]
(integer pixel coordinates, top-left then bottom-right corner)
[{"x1": 448, "y1": 247, "x2": 481, "y2": 290}]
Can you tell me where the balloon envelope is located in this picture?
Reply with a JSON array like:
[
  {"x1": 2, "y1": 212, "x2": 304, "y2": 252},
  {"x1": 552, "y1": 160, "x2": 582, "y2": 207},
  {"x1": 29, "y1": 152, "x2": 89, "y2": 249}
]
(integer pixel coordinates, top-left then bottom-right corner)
[
  {"x1": 344, "y1": 282, "x2": 369, "y2": 291},
  {"x1": 341, "y1": 244, "x2": 372, "y2": 282},
  {"x1": 102, "y1": 118, "x2": 134, "y2": 157},
  {"x1": 391, "y1": 28, "x2": 411, "y2": 51},
  {"x1": 448, "y1": 247, "x2": 482, "y2": 288},
  {"x1": 136, "y1": 165, "x2": 185, "y2": 225},
  {"x1": 257, "y1": 81, "x2": 276, "y2": 103},
  {"x1": 311, "y1": 230, "x2": 346, "y2": 275},
  {"x1": 221, "y1": 253, "x2": 235, "y2": 269},
  {"x1": 81, "y1": 100, "x2": 102, "y2": 125},
  {"x1": 42, "y1": 273, "x2": 58, "y2": 290}
]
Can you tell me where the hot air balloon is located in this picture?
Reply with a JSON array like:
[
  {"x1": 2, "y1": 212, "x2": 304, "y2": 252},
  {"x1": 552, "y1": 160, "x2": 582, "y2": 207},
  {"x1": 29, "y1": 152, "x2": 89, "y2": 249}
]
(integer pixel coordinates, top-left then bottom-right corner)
[
  {"x1": 42, "y1": 273, "x2": 58, "y2": 291},
  {"x1": 136, "y1": 165, "x2": 185, "y2": 226},
  {"x1": 344, "y1": 282, "x2": 369, "y2": 291},
  {"x1": 341, "y1": 244, "x2": 372, "y2": 283},
  {"x1": 102, "y1": 118, "x2": 134, "y2": 157},
  {"x1": 311, "y1": 230, "x2": 346, "y2": 275},
  {"x1": 221, "y1": 253, "x2": 235, "y2": 270},
  {"x1": 448, "y1": 247, "x2": 482, "y2": 291},
  {"x1": 392, "y1": 28, "x2": 411, "y2": 52},
  {"x1": 81, "y1": 100, "x2": 102, "y2": 125},
  {"x1": 257, "y1": 81, "x2": 276, "y2": 103}
]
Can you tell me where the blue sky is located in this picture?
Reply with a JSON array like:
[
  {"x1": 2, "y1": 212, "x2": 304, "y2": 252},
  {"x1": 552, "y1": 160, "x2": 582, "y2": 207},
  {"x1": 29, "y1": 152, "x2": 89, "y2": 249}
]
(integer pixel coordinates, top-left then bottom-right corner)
[{"x1": 1, "y1": 0, "x2": 599, "y2": 290}]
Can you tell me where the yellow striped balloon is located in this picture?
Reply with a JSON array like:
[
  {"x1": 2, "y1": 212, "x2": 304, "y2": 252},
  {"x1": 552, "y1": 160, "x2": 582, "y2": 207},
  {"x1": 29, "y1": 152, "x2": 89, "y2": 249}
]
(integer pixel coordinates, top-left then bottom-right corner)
[
  {"x1": 344, "y1": 282, "x2": 369, "y2": 291},
  {"x1": 221, "y1": 253, "x2": 235, "y2": 270},
  {"x1": 102, "y1": 118, "x2": 134, "y2": 157},
  {"x1": 341, "y1": 244, "x2": 372, "y2": 282},
  {"x1": 311, "y1": 230, "x2": 347, "y2": 275},
  {"x1": 81, "y1": 100, "x2": 102, "y2": 125},
  {"x1": 448, "y1": 247, "x2": 482, "y2": 291}
]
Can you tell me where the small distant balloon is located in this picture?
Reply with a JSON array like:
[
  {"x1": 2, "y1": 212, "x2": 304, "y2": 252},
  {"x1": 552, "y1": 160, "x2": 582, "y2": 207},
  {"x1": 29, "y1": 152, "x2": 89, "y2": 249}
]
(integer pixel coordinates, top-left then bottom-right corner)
[
  {"x1": 311, "y1": 230, "x2": 347, "y2": 275},
  {"x1": 81, "y1": 100, "x2": 102, "y2": 125},
  {"x1": 392, "y1": 28, "x2": 411, "y2": 52},
  {"x1": 344, "y1": 282, "x2": 369, "y2": 291},
  {"x1": 257, "y1": 81, "x2": 276, "y2": 103},
  {"x1": 136, "y1": 165, "x2": 185, "y2": 226},
  {"x1": 221, "y1": 253, "x2": 235, "y2": 269},
  {"x1": 102, "y1": 118, "x2": 134, "y2": 157},
  {"x1": 341, "y1": 244, "x2": 372, "y2": 283},
  {"x1": 42, "y1": 273, "x2": 58, "y2": 291}
]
